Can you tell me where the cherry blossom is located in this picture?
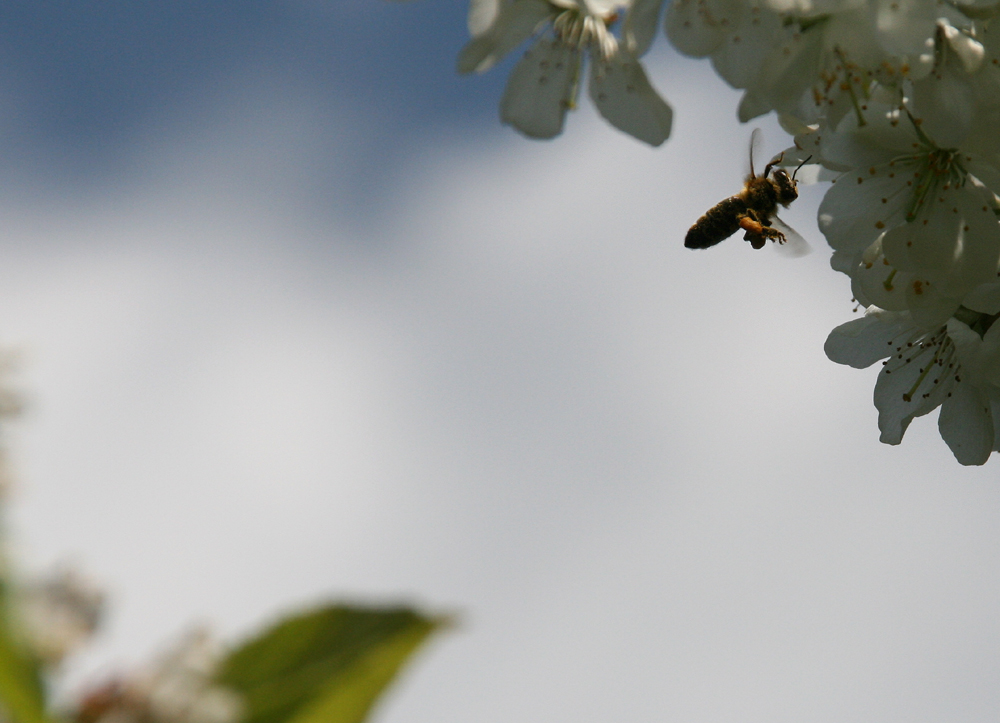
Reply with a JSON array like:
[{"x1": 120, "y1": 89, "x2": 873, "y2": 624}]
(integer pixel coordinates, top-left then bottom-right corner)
[
  {"x1": 458, "y1": 0, "x2": 673, "y2": 144},
  {"x1": 826, "y1": 305, "x2": 1000, "y2": 465}
]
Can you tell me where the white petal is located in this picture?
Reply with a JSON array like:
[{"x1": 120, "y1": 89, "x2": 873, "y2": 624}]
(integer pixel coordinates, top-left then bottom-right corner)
[
  {"x1": 882, "y1": 183, "x2": 1000, "y2": 298},
  {"x1": 939, "y1": 376, "x2": 994, "y2": 464},
  {"x1": 709, "y1": 4, "x2": 782, "y2": 89},
  {"x1": 664, "y1": 0, "x2": 743, "y2": 57},
  {"x1": 874, "y1": 0, "x2": 939, "y2": 78},
  {"x1": 982, "y1": 324, "x2": 1000, "y2": 388},
  {"x1": 904, "y1": 279, "x2": 961, "y2": 330},
  {"x1": 910, "y1": 64, "x2": 976, "y2": 147},
  {"x1": 737, "y1": 90, "x2": 772, "y2": 123},
  {"x1": 963, "y1": 281, "x2": 1000, "y2": 314},
  {"x1": 623, "y1": 0, "x2": 664, "y2": 56},
  {"x1": 817, "y1": 164, "x2": 911, "y2": 256},
  {"x1": 458, "y1": 0, "x2": 553, "y2": 74},
  {"x1": 588, "y1": 53, "x2": 672, "y2": 145},
  {"x1": 954, "y1": 0, "x2": 1000, "y2": 21},
  {"x1": 736, "y1": 22, "x2": 823, "y2": 119},
  {"x1": 831, "y1": 248, "x2": 861, "y2": 277},
  {"x1": 851, "y1": 244, "x2": 911, "y2": 314},
  {"x1": 874, "y1": 334, "x2": 955, "y2": 444},
  {"x1": 823, "y1": 104, "x2": 919, "y2": 167},
  {"x1": 824, "y1": 309, "x2": 911, "y2": 368},
  {"x1": 940, "y1": 19, "x2": 984, "y2": 72},
  {"x1": 965, "y1": 156, "x2": 1000, "y2": 198},
  {"x1": 500, "y1": 40, "x2": 581, "y2": 139},
  {"x1": 946, "y1": 317, "x2": 998, "y2": 389},
  {"x1": 992, "y1": 396, "x2": 1000, "y2": 452},
  {"x1": 469, "y1": 0, "x2": 503, "y2": 36},
  {"x1": 580, "y1": 0, "x2": 623, "y2": 15},
  {"x1": 824, "y1": 8, "x2": 890, "y2": 70}
]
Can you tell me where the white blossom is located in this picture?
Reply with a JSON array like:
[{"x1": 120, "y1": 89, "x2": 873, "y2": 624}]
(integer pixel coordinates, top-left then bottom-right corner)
[
  {"x1": 75, "y1": 628, "x2": 242, "y2": 723},
  {"x1": 459, "y1": 0, "x2": 673, "y2": 144},
  {"x1": 17, "y1": 566, "x2": 103, "y2": 667},
  {"x1": 826, "y1": 305, "x2": 1000, "y2": 465},
  {"x1": 808, "y1": 100, "x2": 1000, "y2": 314},
  {"x1": 665, "y1": 0, "x2": 953, "y2": 125}
]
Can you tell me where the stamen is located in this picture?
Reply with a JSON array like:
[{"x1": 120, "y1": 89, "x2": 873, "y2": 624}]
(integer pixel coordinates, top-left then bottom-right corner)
[
  {"x1": 550, "y1": 6, "x2": 617, "y2": 59},
  {"x1": 883, "y1": 268, "x2": 897, "y2": 291},
  {"x1": 834, "y1": 48, "x2": 867, "y2": 127},
  {"x1": 896, "y1": 329, "x2": 954, "y2": 402}
]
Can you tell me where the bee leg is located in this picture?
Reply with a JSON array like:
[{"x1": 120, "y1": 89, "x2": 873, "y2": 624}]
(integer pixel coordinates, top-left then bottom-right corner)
[{"x1": 738, "y1": 215, "x2": 786, "y2": 249}]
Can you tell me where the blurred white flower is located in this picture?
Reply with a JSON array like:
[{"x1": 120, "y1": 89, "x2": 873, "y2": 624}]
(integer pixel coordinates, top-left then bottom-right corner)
[
  {"x1": 666, "y1": 0, "x2": 974, "y2": 125},
  {"x1": 17, "y1": 566, "x2": 103, "y2": 667},
  {"x1": 75, "y1": 628, "x2": 241, "y2": 723},
  {"x1": 458, "y1": 0, "x2": 672, "y2": 144}
]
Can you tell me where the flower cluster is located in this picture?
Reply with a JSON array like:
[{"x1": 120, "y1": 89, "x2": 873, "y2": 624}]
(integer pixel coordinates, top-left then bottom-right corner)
[
  {"x1": 16, "y1": 566, "x2": 104, "y2": 667},
  {"x1": 458, "y1": 0, "x2": 673, "y2": 144},
  {"x1": 771, "y1": 7, "x2": 1000, "y2": 465},
  {"x1": 74, "y1": 628, "x2": 242, "y2": 723},
  {"x1": 450, "y1": 0, "x2": 1000, "y2": 464}
]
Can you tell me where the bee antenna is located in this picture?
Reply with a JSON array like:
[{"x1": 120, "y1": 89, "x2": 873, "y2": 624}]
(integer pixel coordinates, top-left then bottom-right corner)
[{"x1": 792, "y1": 156, "x2": 812, "y2": 181}]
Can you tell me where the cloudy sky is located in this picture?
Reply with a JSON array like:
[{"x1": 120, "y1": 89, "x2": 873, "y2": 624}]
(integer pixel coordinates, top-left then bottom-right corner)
[{"x1": 0, "y1": 3, "x2": 998, "y2": 722}]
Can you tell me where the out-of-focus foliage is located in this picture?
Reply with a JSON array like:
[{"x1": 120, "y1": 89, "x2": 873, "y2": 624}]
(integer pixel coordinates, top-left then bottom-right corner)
[
  {"x1": 0, "y1": 359, "x2": 448, "y2": 723},
  {"x1": 215, "y1": 605, "x2": 446, "y2": 723},
  {"x1": 0, "y1": 581, "x2": 50, "y2": 723},
  {"x1": 64, "y1": 605, "x2": 446, "y2": 723}
]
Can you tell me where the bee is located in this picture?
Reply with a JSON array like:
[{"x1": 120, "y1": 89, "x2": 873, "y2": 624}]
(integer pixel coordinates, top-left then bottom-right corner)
[{"x1": 685, "y1": 129, "x2": 811, "y2": 253}]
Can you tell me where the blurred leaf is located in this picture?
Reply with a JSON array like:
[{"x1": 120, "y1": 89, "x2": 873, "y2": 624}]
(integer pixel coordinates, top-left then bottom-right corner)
[
  {"x1": 0, "y1": 584, "x2": 49, "y2": 723},
  {"x1": 215, "y1": 604, "x2": 447, "y2": 723}
]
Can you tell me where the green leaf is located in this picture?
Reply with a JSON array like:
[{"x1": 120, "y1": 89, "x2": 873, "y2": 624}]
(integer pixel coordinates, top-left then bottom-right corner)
[
  {"x1": 215, "y1": 604, "x2": 447, "y2": 723},
  {"x1": 0, "y1": 584, "x2": 50, "y2": 723}
]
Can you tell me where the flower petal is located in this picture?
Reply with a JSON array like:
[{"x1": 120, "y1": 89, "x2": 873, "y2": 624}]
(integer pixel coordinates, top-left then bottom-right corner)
[
  {"x1": 665, "y1": 0, "x2": 744, "y2": 57},
  {"x1": 904, "y1": 278, "x2": 961, "y2": 329},
  {"x1": 822, "y1": 104, "x2": 919, "y2": 167},
  {"x1": 882, "y1": 182, "x2": 1000, "y2": 298},
  {"x1": 824, "y1": 308, "x2": 910, "y2": 368},
  {"x1": 964, "y1": 281, "x2": 1000, "y2": 314},
  {"x1": 938, "y1": 376, "x2": 994, "y2": 465},
  {"x1": 458, "y1": 0, "x2": 553, "y2": 74},
  {"x1": 735, "y1": 21, "x2": 823, "y2": 122},
  {"x1": 874, "y1": 335, "x2": 955, "y2": 445},
  {"x1": 468, "y1": 0, "x2": 503, "y2": 36},
  {"x1": 500, "y1": 40, "x2": 581, "y2": 139},
  {"x1": 817, "y1": 163, "x2": 912, "y2": 257},
  {"x1": 623, "y1": 0, "x2": 664, "y2": 56},
  {"x1": 910, "y1": 64, "x2": 976, "y2": 147},
  {"x1": 709, "y1": 3, "x2": 782, "y2": 89},
  {"x1": 588, "y1": 53, "x2": 673, "y2": 146}
]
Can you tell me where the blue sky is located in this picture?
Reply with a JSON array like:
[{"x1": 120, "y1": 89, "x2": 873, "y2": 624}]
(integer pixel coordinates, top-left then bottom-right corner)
[
  {"x1": 0, "y1": 3, "x2": 491, "y2": 208},
  {"x1": 1, "y1": 4, "x2": 999, "y2": 723}
]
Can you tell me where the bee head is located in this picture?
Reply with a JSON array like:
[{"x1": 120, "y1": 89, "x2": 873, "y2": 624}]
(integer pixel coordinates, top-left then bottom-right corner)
[{"x1": 770, "y1": 168, "x2": 798, "y2": 205}]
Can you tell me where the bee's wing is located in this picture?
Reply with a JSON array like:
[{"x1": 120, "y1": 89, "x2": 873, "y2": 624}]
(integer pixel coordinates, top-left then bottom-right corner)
[
  {"x1": 771, "y1": 215, "x2": 812, "y2": 257},
  {"x1": 748, "y1": 127, "x2": 763, "y2": 178}
]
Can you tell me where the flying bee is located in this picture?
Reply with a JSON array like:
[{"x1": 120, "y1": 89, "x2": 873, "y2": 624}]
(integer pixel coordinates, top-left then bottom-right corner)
[{"x1": 685, "y1": 129, "x2": 811, "y2": 254}]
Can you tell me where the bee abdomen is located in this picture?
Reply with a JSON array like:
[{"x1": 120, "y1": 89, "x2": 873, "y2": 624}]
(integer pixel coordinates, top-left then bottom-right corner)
[{"x1": 684, "y1": 196, "x2": 748, "y2": 249}]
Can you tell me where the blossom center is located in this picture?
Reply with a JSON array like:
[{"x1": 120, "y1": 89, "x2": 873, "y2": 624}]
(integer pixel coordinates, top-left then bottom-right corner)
[
  {"x1": 551, "y1": 6, "x2": 619, "y2": 59},
  {"x1": 883, "y1": 326, "x2": 959, "y2": 402}
]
